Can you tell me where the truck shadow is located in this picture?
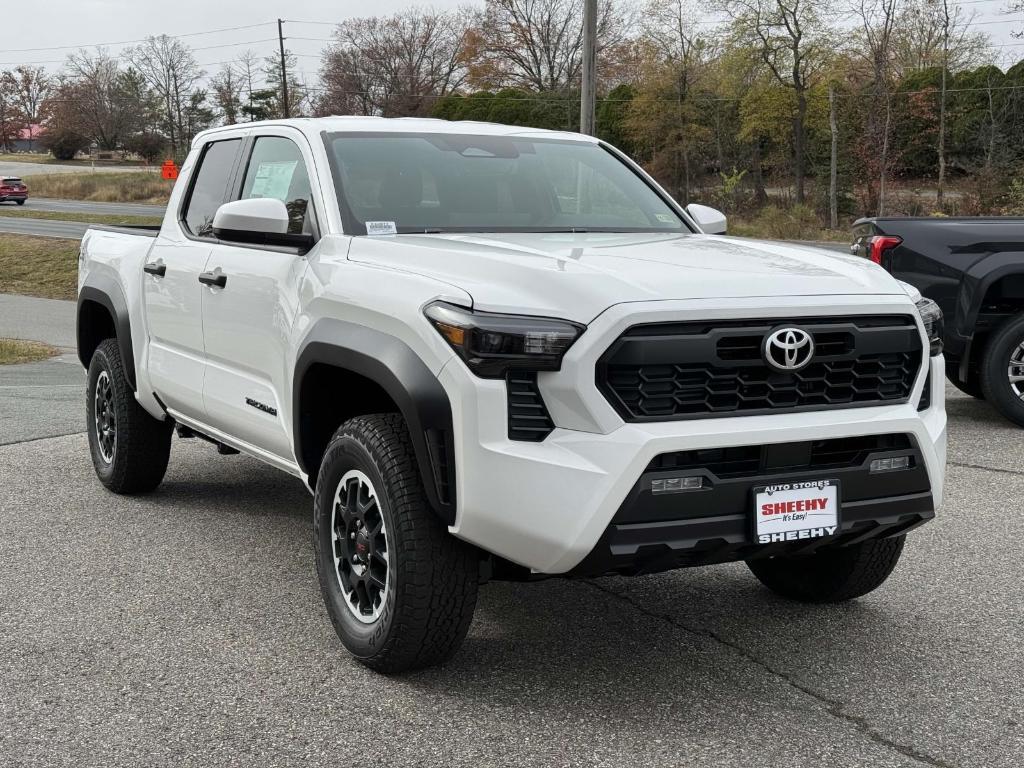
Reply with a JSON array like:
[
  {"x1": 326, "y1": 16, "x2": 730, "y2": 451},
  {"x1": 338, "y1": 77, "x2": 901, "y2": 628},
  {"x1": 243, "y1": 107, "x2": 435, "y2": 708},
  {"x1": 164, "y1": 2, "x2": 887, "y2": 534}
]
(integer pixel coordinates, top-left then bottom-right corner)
[{"x1": 148, "y1": 438, "x2": 949, "y2": 732}]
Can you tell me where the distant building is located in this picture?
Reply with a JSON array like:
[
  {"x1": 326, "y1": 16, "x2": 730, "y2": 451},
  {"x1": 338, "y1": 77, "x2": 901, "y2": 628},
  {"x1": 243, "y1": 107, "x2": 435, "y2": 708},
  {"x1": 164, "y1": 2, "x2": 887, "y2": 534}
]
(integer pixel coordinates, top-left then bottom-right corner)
[{"x1": 10, "y1": 124, "x2": 46, "y2": 153}]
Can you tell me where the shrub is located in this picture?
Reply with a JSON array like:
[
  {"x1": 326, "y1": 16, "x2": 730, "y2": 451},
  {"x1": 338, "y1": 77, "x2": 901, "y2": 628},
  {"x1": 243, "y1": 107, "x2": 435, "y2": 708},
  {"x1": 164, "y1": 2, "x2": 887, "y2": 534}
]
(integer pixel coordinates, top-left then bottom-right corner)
[
  {"x1": 123, "y1": 132, "x2": 167, "y2": 164},
  {"x1": 1001, "y1": 178, "x2": 1024, "y2": 216},
  {"x1": 40, "y1": 128, "x2": 90, "y2": 161},
  {"x1": 740, "y1": 204, "x2": 823, "y2": 240}
]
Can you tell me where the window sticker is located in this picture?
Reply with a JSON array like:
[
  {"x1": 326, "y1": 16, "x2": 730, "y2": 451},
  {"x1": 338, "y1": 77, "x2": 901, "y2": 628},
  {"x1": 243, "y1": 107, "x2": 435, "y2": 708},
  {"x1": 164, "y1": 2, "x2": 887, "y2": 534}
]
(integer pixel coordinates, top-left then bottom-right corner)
[
  {"x1": 365, "y1": 221, "x2": 398, "y2": 236},
  {"x1": 655, "y1": 213, "x2": 676, "y2": 223},
  {"x1": 248, "y1": 160, "x2": 298, "y2": 200}
]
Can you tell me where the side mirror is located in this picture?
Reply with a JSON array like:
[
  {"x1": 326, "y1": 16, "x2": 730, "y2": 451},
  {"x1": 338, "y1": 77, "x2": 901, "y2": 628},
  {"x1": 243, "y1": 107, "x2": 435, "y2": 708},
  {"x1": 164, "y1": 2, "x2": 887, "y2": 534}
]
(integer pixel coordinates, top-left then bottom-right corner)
[
  {"x1": 685, "y1": 203, "x2": 727, "y2": 235},
  {"x1": 212, "y1": 198, "x2": 314, "y2": 251}
]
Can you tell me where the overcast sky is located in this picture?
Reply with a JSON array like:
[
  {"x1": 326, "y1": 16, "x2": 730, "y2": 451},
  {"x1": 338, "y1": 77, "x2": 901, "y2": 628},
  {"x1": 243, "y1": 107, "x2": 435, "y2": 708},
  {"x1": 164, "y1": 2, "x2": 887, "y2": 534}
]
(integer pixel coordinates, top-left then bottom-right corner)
[
  {"x1": 3, "y1": 0, "x2": 465, "y2": 87},
  {"x1": 6, "y1": 0, "x2": 1024, "y2": 86}
]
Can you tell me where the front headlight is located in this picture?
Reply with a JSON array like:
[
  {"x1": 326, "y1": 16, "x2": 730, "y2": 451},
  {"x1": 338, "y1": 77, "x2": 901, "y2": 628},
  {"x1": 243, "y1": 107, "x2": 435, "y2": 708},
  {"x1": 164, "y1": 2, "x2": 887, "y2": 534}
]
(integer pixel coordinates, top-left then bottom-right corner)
[
  {"x1": 915, "y1": 297, "x2": 943, "y2": 356},
  {"x1": 424, "y1": 301, "x2": 585, "y2": 378}
]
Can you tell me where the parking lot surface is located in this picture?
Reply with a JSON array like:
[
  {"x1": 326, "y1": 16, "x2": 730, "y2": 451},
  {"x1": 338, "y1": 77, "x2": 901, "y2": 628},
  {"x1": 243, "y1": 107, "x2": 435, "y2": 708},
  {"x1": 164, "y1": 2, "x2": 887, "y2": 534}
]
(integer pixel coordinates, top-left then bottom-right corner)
[{"x1": 0, "y1": 383, "x2": 1020, "y2": 767}]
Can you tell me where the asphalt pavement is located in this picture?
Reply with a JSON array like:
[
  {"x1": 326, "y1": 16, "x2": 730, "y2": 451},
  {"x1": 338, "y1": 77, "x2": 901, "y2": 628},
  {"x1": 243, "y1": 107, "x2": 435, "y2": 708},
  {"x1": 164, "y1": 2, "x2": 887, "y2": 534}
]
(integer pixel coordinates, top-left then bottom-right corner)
[
  {"x1": 0, "y1": 216, "x2": 90, "y2": 239},
  {"x1": 2, "y1": 198, "x2": 165, "y2": 218},
  {"x1": 0, "y1": 290, "x2": 1021, "y2": 766},
  {"x1": 0, "y1": 294, "x2": 82, "y2": 446},
  {"x1": 0, "y1": 389, "x2": 1020, "y2": 767}
]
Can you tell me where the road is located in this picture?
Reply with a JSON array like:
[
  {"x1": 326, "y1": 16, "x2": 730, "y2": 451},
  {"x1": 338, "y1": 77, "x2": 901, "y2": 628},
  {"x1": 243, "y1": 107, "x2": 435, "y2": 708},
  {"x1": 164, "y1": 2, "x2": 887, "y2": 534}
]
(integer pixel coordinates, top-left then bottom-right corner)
[
  {"x1": 0, "y1": 294, "x2": 82, "y2": 445},
  {"x1": 0, "y1": 216, "x2": 90, "y2": 239},
  {"x1": 0, "y1": 295, "x2": 1021, "y2": 767},
  {"x1": 3, "y1": 198, "x2": 164, "y2": 217},
  {"x1": 0, "y1": 198, "x2": 165, "y2": 239}
]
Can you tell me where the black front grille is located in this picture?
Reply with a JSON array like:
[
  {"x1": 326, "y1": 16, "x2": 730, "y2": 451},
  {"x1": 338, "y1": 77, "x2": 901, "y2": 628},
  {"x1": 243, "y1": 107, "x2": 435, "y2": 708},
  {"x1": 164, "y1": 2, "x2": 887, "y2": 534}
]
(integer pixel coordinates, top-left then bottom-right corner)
[
  {"x1": 598, "y1": 316, "x2": 923, "y2": 421},
  {"x1": 507, "y1": 372, "x2": 554, "y2": 441}
]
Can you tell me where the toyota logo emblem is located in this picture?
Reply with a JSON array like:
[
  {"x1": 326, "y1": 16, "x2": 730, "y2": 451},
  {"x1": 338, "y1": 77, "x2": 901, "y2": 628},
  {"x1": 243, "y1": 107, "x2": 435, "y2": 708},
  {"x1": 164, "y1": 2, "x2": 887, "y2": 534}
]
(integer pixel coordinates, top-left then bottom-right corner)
[{"x1": 764, "y1": 327, "x2": 815, "y2": 371}]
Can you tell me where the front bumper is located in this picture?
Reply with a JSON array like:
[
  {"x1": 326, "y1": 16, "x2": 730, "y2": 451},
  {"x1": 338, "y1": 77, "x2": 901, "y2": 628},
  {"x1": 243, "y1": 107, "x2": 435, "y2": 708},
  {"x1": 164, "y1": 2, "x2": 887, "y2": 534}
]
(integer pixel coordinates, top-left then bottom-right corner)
[{"x1": 439, "y1": 296, "x2": 947, "y2": 574}]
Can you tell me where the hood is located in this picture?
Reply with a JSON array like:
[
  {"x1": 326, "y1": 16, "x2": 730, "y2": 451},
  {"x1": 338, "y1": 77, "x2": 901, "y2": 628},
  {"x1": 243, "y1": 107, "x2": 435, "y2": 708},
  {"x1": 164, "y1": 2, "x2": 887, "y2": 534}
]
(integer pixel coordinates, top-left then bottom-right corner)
[{"x1": 347, "y1": 232, "x2": 905, "y2": 323}]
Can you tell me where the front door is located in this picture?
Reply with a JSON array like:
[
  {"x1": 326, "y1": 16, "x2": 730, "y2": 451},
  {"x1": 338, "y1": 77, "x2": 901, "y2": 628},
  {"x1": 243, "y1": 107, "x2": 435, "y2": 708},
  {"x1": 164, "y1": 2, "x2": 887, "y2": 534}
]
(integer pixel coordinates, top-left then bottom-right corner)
[
  {"x1": 143, "y1": 137, "x2": 242, "y2": 418},
  {"x1": 200, "y1": 133, "x2": 319, "y2": 461}
]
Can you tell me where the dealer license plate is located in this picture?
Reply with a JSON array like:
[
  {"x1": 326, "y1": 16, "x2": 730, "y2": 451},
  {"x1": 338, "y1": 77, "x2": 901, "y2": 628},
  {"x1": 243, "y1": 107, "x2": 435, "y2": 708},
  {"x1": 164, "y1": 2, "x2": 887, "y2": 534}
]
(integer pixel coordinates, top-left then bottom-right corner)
[{"x1": 753, "y1": 479, "x2": 840, "y2": 545}]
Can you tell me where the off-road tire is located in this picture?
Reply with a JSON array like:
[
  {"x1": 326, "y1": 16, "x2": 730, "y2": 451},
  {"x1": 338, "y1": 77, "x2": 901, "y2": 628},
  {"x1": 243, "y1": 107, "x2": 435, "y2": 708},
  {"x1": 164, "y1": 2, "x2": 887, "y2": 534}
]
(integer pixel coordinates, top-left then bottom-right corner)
[
  {"x1": 746, "y1": 535, "x2": 906, "y2": 603},
  {"x1": 948, "y1": 373, "x2": 983, "y2": 399},
  {"x1": 980, "y1": 313, "x2": 1024, "y2": 426},
  {"x1": 86, "y1": 338, "x2": 172, "y2": 493},
  {"x1": 313, "y1": 413, "x2": 478, "y2": 673}
]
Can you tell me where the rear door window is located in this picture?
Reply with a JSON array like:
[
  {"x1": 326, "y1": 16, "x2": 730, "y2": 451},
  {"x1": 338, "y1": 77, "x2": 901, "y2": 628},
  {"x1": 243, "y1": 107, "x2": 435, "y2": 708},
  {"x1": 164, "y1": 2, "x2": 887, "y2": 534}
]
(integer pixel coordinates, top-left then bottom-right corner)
[{"x1": 182, "y1": 138, "x2": 241, "y2": 237}]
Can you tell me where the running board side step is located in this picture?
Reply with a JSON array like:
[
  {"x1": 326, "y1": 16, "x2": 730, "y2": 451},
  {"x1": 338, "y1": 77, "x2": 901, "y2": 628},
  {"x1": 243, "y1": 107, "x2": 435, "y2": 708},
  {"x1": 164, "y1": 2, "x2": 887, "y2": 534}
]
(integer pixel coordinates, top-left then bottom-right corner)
[{"x1": 175, "y1": 424, "x2": 240, "y2": 455}]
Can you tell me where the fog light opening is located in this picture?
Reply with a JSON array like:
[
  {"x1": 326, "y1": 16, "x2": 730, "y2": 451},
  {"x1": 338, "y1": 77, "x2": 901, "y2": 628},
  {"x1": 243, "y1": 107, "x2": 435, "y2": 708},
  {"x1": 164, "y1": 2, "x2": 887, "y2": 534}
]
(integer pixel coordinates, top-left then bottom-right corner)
[
  {"x1": 869, "y1": 456, "x2": 911, "y2": 473},
  {"x1": 651, "y1": 476, "x2": 705, "y2": 494}
]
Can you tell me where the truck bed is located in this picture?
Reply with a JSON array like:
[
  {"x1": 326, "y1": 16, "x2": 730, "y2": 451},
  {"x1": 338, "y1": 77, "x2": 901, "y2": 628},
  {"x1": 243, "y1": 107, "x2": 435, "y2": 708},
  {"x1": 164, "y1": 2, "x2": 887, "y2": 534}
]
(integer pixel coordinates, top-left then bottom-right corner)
[{"x1": 87, "y1": 224, "x2": 160, "y2": 238}]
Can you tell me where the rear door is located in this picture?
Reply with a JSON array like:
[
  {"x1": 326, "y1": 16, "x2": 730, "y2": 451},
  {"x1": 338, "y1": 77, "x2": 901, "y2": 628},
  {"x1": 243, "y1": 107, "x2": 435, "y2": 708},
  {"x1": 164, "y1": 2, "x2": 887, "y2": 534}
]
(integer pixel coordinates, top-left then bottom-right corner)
[
  {"x1": 143, "y1": 137, "x2": 242, "y2": 418},
  {"x1": 199, "y1": 130, "x2": 320, "y2": 461}
]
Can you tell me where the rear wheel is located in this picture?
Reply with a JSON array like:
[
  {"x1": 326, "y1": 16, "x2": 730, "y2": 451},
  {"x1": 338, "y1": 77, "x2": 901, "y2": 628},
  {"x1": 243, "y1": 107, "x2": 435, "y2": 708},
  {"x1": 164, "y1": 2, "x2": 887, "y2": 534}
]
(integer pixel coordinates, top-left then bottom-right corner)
[
  {"x1": 313, "y1": 413, "x2": 478, "y2": 672},
  {"x1": 15, "y1": 199, "x2": 25, "y2": 206},
  {"x1": 980, "y1": 313, "x2": 1024, "y2": 426},
  {"x1": 746, "y1": 536, "x2": 905, "y2": 603},
  {"x1": 86, "y1": 338, "x2": 172, "y2": 493}
]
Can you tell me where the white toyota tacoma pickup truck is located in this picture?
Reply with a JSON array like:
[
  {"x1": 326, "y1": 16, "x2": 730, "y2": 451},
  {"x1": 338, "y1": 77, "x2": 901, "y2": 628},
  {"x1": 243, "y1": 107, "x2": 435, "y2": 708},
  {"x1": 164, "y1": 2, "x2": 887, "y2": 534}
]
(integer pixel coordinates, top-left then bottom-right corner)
[{"x1": 78, "y1": 117, "x2": 947, "y2": 672}]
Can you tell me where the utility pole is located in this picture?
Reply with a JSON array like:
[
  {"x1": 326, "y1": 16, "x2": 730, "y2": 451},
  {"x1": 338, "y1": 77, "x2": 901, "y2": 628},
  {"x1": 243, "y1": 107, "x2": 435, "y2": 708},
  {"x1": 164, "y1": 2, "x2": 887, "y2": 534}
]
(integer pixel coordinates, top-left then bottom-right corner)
[
  {"x1": 278, "y1": 18, "x2": 291, "y2": 119},
  {"x1": 828, "y1": 83, "x2": 838, "y2": 230},
  {"x1": 579, "y1": 0, "x2": 597, "y2": 135}
]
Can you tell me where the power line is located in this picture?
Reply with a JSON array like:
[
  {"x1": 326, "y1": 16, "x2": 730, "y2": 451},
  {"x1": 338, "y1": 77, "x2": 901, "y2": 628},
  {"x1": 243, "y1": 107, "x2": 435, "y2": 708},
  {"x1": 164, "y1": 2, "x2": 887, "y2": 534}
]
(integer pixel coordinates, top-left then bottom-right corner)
[
  {"x1": 1, "y1": 22, "x2": 275, "y2": 53},
  {"x1": 191, "y1": 38, "x2": 278, "y2": 52}
]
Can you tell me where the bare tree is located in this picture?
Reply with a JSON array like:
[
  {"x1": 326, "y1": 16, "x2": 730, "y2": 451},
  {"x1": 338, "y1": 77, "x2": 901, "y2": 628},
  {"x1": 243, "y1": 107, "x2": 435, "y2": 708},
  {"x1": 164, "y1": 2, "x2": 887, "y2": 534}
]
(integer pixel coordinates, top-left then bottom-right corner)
[
  {"x1": 211, "y1": 64, "x2": 245, "y2": 125},
  {"x1": 474, "y1": 0, "x2": 628, "y2": 92},
  {"x1": 63, "y1": 49, "x2": 144, "y2": 150},
  {"x1": 852, "y1": 0, "x2": 898, "y2": 214},
  {"x1": 129, "y1": 35, "x2": 205, "y2": 157},
  {"x1": 10, "y1": 66, "x2": 50, "y2": 150},
  {"x1": 892, "y1": 0, "x2": 986, "y2": 75},
  {"x1": 319, "y1": 8, "x2": 471, "y2": 117},
  {"x1": 0, "y1": 72, "x2": 20, "y2": 152},
  {"x1": 628, "y1": 0, "x2": 713, "y2": 201},
  {"x1": 936, "y1": 0, "x2": 949, "y2": 208},
  {"x1": 236, "y1": 50, "x2": 261, "y2": 121},
  {"x1": 722, "y1": 0, "x2": 834, "y2": 203},
  {"x1": 261, "y1": 50, "x2": 307, "y2": 117}
]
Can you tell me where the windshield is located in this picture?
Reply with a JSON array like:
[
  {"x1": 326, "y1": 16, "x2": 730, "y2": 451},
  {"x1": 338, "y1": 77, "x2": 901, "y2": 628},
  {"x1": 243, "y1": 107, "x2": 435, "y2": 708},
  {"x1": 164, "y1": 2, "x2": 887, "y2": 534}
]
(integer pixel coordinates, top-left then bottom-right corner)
[{"x1": 325, "y1": 132, "x2": 689, "y2": 235}]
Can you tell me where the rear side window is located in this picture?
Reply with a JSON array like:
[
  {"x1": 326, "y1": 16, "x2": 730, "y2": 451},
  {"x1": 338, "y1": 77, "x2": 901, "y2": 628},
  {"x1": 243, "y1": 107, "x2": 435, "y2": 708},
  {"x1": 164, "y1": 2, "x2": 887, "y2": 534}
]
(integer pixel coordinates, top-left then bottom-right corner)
[
  {"x1": 182, "y1": 139, "x2": 240, "y2": 237},
  {"x1": 239, "y1": 136, "x2": 315, "y2": 235}
]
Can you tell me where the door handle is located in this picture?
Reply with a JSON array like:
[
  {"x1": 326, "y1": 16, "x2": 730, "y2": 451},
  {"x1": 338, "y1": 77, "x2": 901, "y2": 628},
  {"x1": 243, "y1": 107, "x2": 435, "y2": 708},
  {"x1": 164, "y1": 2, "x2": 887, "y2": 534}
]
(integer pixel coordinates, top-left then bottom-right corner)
[
  {"x1": 198, "y1": 270, "x2": 227, "y2": 288},
  {"x1": 143, "y1": 261, "x2": 166, "y2": 277}
]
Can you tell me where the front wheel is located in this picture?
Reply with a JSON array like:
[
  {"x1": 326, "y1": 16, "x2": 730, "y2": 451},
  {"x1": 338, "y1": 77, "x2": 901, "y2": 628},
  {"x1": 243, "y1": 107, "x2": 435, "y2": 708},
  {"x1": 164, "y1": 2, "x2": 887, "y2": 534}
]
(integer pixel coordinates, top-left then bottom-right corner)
[
  {"x1": 86, "y1": 338, "x2": 173, "y2": 493},
  {"x1": 981, "y1": 313, "x2": 1024, "y2": 426},
  {"x1": 313, "y1": 413, "x2": 478, "y2": 673},
  {"x1": 746, "y1": 536, "x2": 905, "y2": 603}
]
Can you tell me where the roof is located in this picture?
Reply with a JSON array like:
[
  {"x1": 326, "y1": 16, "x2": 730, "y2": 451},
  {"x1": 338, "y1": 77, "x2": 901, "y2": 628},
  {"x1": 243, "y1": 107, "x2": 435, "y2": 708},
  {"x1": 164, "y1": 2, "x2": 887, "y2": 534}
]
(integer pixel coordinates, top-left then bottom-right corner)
[
  {"x1": 15, "y1": 124, "x2": 44, "y2": 140},
  {"x1": 193, "y1": 116, "x2": 597, "y2": 149}
]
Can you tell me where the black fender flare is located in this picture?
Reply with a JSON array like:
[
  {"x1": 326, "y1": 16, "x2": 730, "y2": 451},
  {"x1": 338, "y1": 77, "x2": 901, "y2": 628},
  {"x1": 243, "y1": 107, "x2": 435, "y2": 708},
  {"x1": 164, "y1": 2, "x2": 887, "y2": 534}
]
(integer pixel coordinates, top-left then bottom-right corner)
[
  {"x1": 293, "y1": 319, "x2": 457, "y2": 525},
  {"x1": 77, "y1": 276, "x2": 136, "y2": 391},
  {"x1": 956, "y1": 254, "x2": 1024, "y2": 379}
]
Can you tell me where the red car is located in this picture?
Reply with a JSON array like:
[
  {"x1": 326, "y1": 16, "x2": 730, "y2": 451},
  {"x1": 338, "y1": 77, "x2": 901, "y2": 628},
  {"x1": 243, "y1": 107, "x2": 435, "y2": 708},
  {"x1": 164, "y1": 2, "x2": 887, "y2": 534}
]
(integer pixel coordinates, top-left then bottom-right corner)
[{"x1": 0, "y1": 176, "x2": 28, "y2": 205}]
